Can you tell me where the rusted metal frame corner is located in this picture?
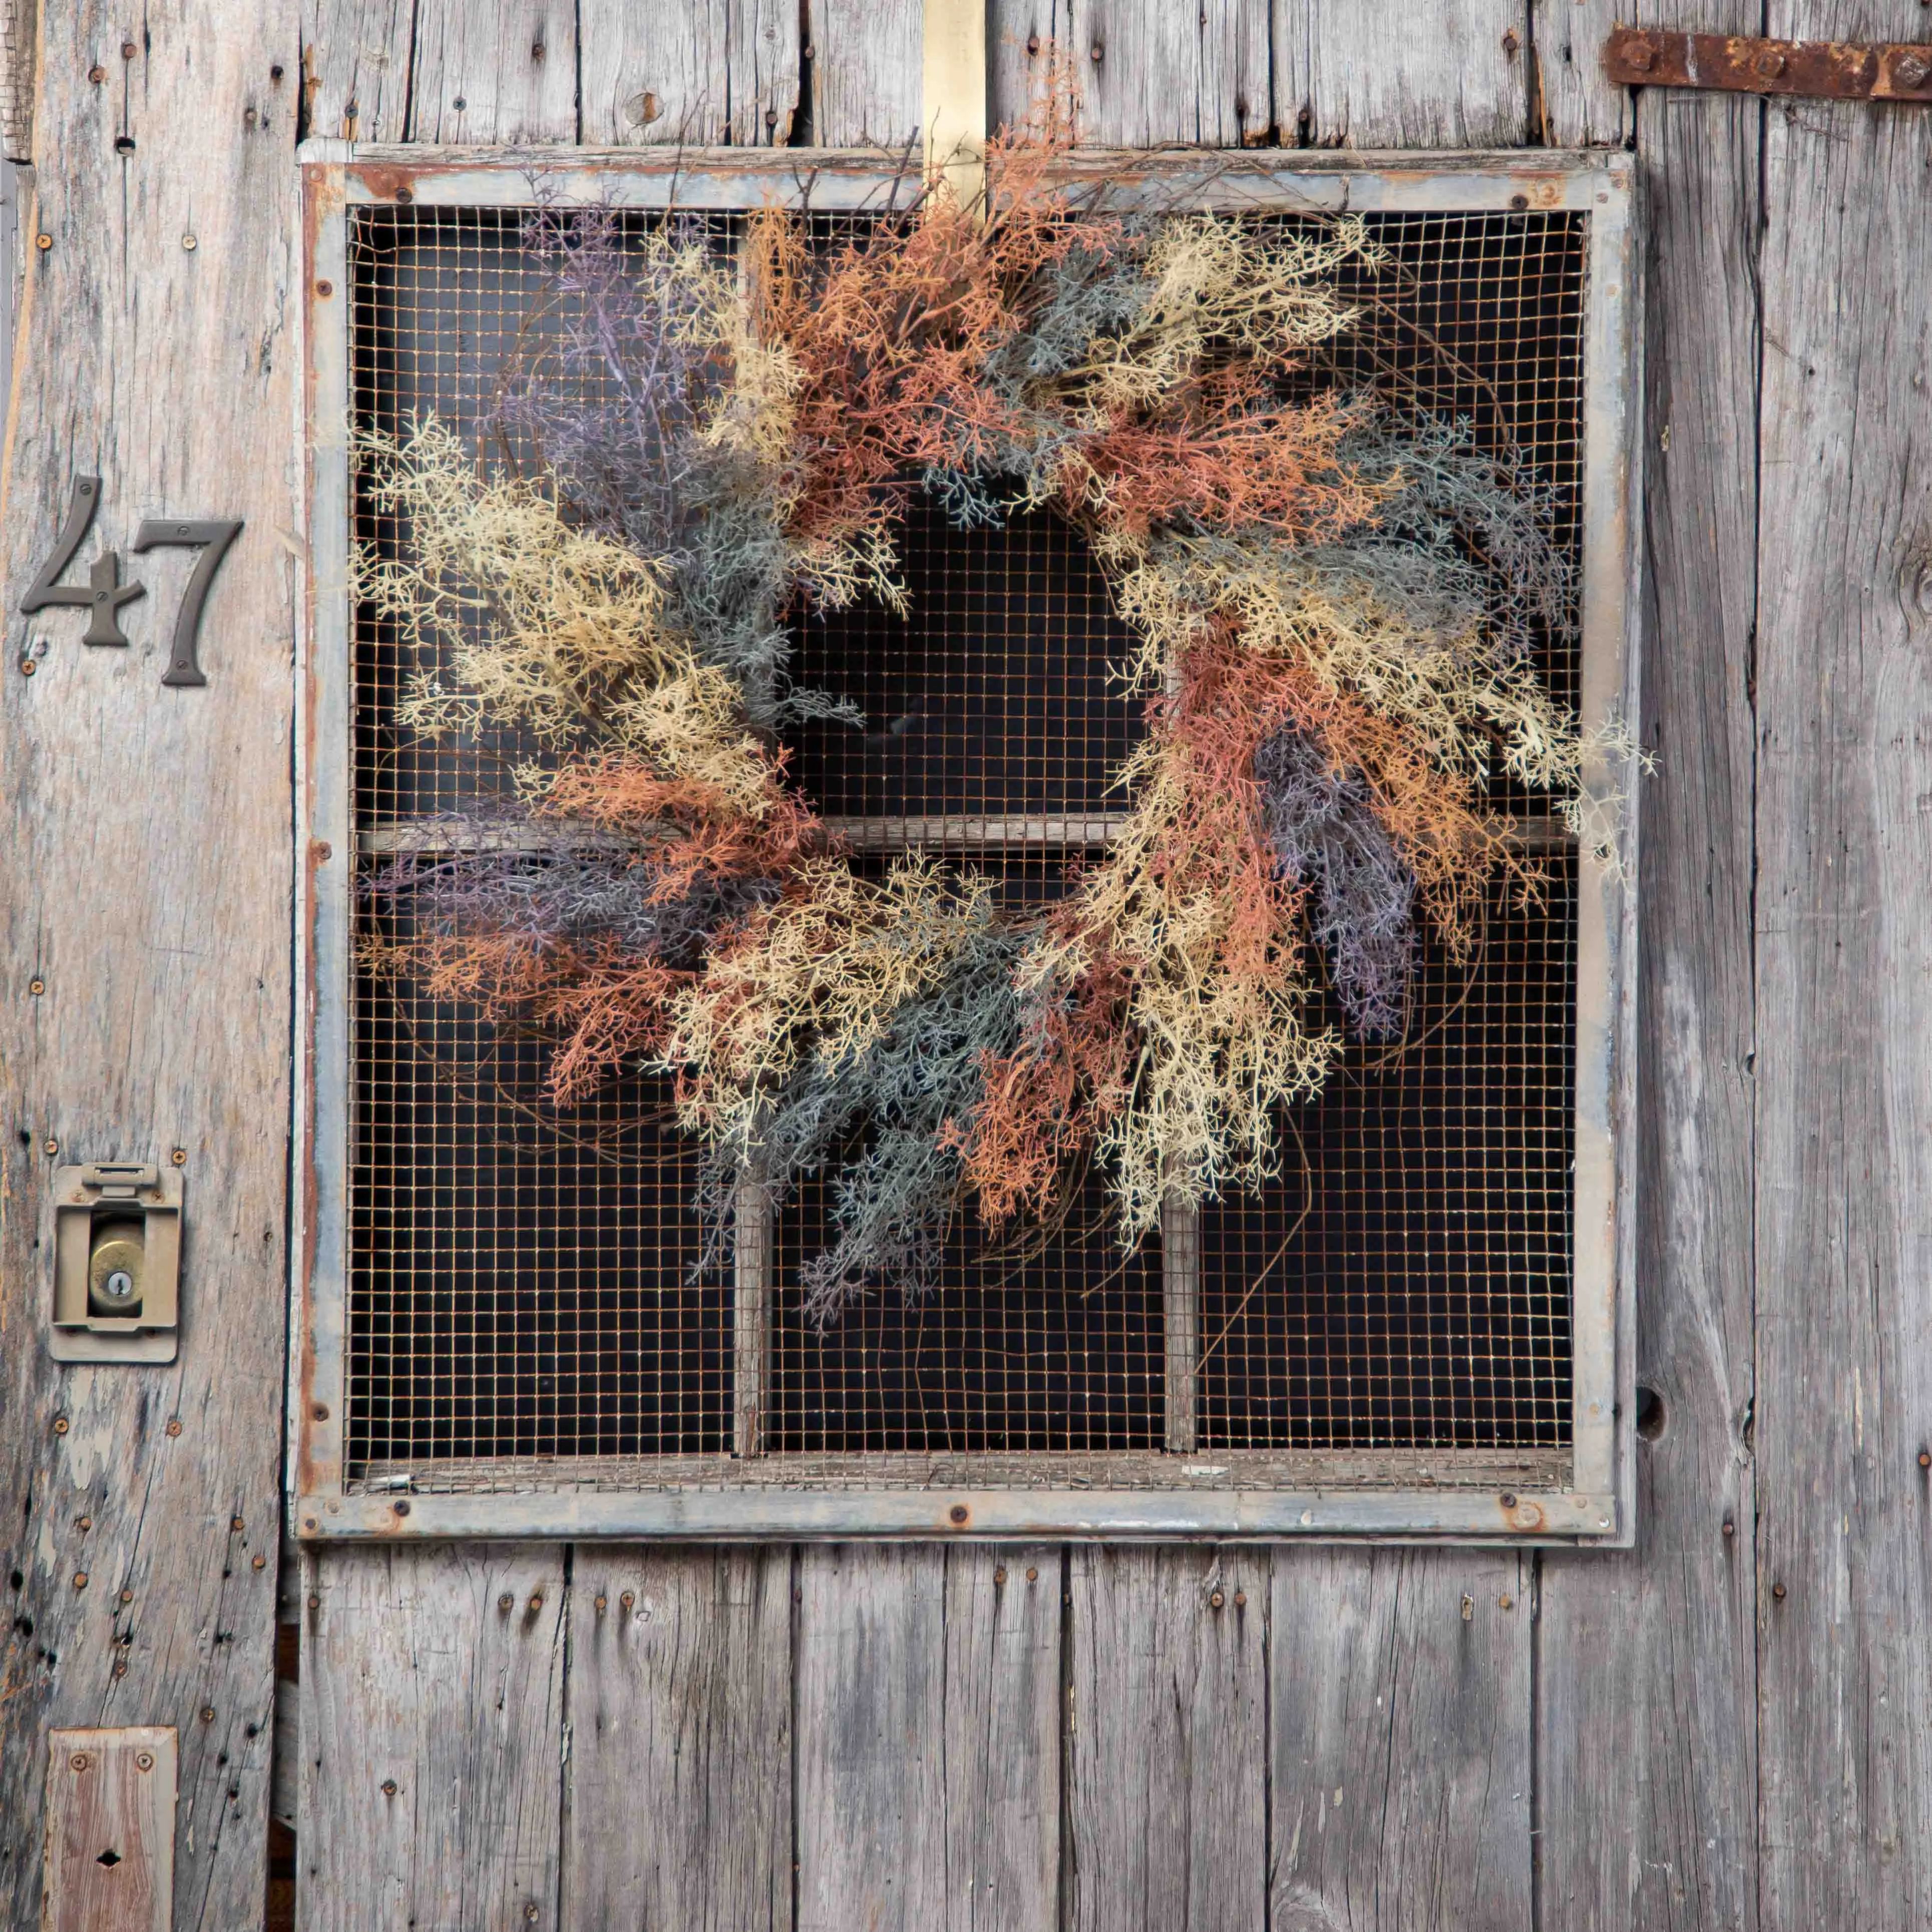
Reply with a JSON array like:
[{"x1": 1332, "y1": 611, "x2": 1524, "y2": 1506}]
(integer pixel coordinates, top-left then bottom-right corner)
[
  {"x1": 290, "y1": 155, "x2": 353, "y2": 1515},
  {"x1": 1603, "y1": 26, "x2": 1932, "y2": 102}
]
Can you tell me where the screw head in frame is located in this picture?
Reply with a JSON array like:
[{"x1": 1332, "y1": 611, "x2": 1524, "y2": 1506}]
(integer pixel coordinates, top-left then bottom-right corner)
[
  {"x1": 73, "y1": 1571, "x2": 88, "y2": 1590},
  {"x1": 165, "y1": 1418, "x2": 182, "y2": 1437},
  {"x1": 70, "y1": 1752, "x2": 90, "y2": 1772},
  {"x1": 312, "y1": 1403, "x2": 330, "y2": 1421},
  {"x1": 949, "y1": 1503, "x2": 968, "y2": 1525},
  {"x1": 135, "y1": 1751, "x2": 154, "y2": 1772},
  {"x1": 1897, "y1": 53, "x2": 1932, "y2": 88},
  {"x1": 34, "y1": 233, "x2": 50, "y2": 251},
  {"x1": 619, "y1": 1591, "x2": 635, "y2": 1613},
  {"x1": 199, "y1": 1706, "x2": 215, "y2": 1723},
  {"x1": 1209, "y1": 1590, "x2": 1225, "y2": 1610},
  {"x1": 170, "y1": 1147, "x2": 187, "y2": 1166},
  {"x1": 181, "y1": 234, "x2": 197, "y2": 252},
  {"x1": 380, "y1": 1778, "x2": 398, "y2": 1797},
  {"x1": 315, "y1": 279, "x2": 333, "y2": 297},
  {"x1": 499, "y1": 1593, "x2": 514, "y2": 1612},
  {"x1": 121, "y1": 40, "x2": 136, "y2": 58},
  {"x1": 42, "y1": 1136, "x2": 57, "y2": 1155},
  {"x1": 28, "y1": 977, "x2": 43, "y2": 994},
  {"x1": 52, "y1": 1414, "x2": 68, "y2": 1434},
  {"x1": 88, "y1": 65, "x2": 106, "y2": 84}
]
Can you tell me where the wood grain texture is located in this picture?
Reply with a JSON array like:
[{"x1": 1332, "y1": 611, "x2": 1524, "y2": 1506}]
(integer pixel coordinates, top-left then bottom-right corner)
[
  {"x1": 0, "y1": 2, "x2": 294, "y2": 1925},
  {"x1": 810, "y1": 0, "x2": 923, "y2": 149},
  {"x1": 1272, "y1": 1553, "x2": 1530, "y2": 1932},
  {"x1": 1279, "y1": 0, "x2": 1529, "y2": 146},
  {"x1": 941, "y1": 1547, "x2": 1061, "y2": 1932},
  {"x1": 580, "y1": 0, "x2": 801, "y2": 145},
  {"x1": 1066, "y1": 0, "x2": 1270, "y2": 146},
  {"x1": 1752, "y1": 54, "x2": 1932, "y2": 1930},
  {"x1": 1535, "y1": 87, "x2": 1762, "y2": 1932},
  {"x1": 795, "y1": 1544, "x2": 1061, "y2": 1931},
  {"x1": 297, "y1": 1544, "x2": 566, "y2": 1931},
  {"x1": 0, "y1": 0, "x2": 32, "y2": 160},
  {"x1": 564, "y1": 1548, "x2": 792, "y2": 1931},
  {"x1": 796, "y1": 1544, "x2": 945, "y2": 1930},
  {"x1": 407, "y1": 0, "x2": 578, "y2": 143},
  {"x1": 45, "y1": 1728, "x2": 176, "y2": 1932},
  {"x1": 1067, "y1": 1547, "x2": 1268, "y2": 1932},
  {"x1": 301, "y1": 0, "x2": 413, "y2": 140},
  {"x1": 1534, "y1": 0, "x2": 1627, "y2": 147}
]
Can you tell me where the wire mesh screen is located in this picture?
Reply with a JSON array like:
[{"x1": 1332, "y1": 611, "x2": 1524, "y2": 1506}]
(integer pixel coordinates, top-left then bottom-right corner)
[{"x1": 341, "y1": 197, "x2": 1588, "y2": 1489}]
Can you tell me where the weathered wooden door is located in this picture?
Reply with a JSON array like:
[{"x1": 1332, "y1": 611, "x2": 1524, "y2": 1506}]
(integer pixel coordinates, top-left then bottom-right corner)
[{"x1": 2, "y1": 3, "x2": 1927, "y2": 1928}]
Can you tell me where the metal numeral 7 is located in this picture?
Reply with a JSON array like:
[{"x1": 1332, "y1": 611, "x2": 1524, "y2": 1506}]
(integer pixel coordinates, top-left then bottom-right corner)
[{"x1": 131, "y1": 518, "x2": 244, "y2": 688}]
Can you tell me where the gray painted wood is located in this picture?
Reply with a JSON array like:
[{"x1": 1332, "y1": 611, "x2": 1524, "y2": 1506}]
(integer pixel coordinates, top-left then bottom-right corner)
[
  {"x1": 795, "y1": 1543, "x2": 1060, "y2": 1931},
  {"x1": 564, "y1": 1549, "x2": 792, "y2": 1931},
  {"x1": 941, "y1": 1548, "x2": 1061, "y2": 1932},
  {"x1": 810, "y1": 0, "x2": 924, "y2": 149},
  {"x1": 1535, "y1": 0, "x2": 1626, "y2": 147},
  {"x1": 1065, "y1": 0, "x2": 1270, "y2": 146},
  {"x1": 1535, "y1": 83, "x2": 1763, "y2": 1932},
  {"x1": 580, "y1": 0, "x2": 801, "y2": 145},
  {"x1": 1752, "y1": 41, "x2": 1932, "y2": 1927},
  {"x1": 1272, "y1": 1552, "x2": 1531, "y2": 1932},
  {"x1": 796, "y1": 1544, "x2": 945, "y2": 1930},
  {"x1": 302, "y1": 0, "x2": 412, "y2": 140},
  {"x1": 0, "y1": 1, "x2": 294, "y2": 1923},
  {"x1": 1067, "y1": 1547, "x2": 1268, "y2": 1932},
  {"x1": 1279, "y1": 0, "x2": 1529, "y2": 147},
  {"x1": 297, "y1": 1544, "x2": 566, "y2": 1931},
  {"x1": 407, "y1": 0, "x2": 579, "y2": 143}
]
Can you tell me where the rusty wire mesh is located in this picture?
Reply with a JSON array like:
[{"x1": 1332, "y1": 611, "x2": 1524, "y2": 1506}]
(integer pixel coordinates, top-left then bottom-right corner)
[{"x1": 342, "y1": 199, "x2": 1587, "y2": 1487}]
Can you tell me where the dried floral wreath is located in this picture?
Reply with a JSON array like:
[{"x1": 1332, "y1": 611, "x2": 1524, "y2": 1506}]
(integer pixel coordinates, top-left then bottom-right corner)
[{"x1": 357, "y1": 138, "x2": 1607, "y2": 1326}]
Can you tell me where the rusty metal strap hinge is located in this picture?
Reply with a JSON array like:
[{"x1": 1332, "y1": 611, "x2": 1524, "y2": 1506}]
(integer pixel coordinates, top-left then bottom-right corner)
[{"x1": 1604, "y1": 26, "x2": 1932, "y2": 101}]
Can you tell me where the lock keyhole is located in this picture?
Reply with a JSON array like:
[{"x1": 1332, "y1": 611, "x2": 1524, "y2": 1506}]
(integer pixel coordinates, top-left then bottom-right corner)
[{"x1": 87, "y1": 1218, "x2": 145, "y2": 1319}]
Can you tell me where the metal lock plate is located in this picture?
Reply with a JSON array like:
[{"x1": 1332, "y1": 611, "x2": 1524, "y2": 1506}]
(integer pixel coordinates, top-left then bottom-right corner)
[{"x1": 50, "y1": 1165, "x2": 182, "y2": 1363}]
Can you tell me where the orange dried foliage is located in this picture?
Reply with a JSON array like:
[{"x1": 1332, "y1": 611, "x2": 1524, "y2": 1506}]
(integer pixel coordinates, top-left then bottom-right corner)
[
  {"x1": 539, "y1": 753, "x2": 832, "y2": 904},
  {"x1": 953, "y1": 946, "x2": 1133, "y2": 1228}
]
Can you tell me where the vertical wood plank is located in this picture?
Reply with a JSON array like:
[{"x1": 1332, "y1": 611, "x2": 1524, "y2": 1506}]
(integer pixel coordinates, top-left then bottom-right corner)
[
  {"x1": 810, "y1": 0, "x2": 924, "y2": 149},
  {"x1": 1279, "y1": 0, "x2": 1529, "y2": 147},
  {"x1": 1753, "y1": 30, "x2": 1932, "y2": 1926},
  {"x1": 44, "y1": 1728, "x2": 176, "y2": 1932},
  {"x1": 796, "y1": 1545, "x2": 946, "y2": 1930},
  {"x1": 1535, "y1": 84, "x2": 1763, "y2": 1932},
  {"x1": 1272, "y1": 1553, "x2": 1531, "y2": 1932},
  {"x1": 1067, "y1": 0, "x2": 1271, "y2": 146},
  {"x1": 297, "y1": 1545, "x2": 566, "y2": 1932},
  {"x1": 0, "y1": 2, "x2": 293, "y2": 1924},
  {"x1": 407, "y1": 0, "x2": 579, "y2": 143},
  {"x1": 796, "y1": 1543, "x2": 1060, "y2": 1932},
  {"x1": 578, "y1": 0, "x2": 801, "y2": 146},
  {"x1": 1534, "y1": 0, "x2": 1627, "y2": 147},
  {"x1": 301, "y1": 0, "x2": 413, "y2": 140},
  {"x1": 942, "y1": 1547, "x2": 1060, "y2": 1932},
  {"x1": 987, "y1": 0, "x2": 1063, "y2": 140},
  {"x1": 1067, "y1": 1547, "x2": 1268, "y2": 1932},
  {"x1": 565, "y1": 1549, "x2": 792, "y2": 1931}
]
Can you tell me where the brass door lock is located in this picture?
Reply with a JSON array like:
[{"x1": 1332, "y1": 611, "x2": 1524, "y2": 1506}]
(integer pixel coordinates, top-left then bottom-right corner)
[{"x1": 50, "y1": 1164, "x2": 182, "y2": 1363}]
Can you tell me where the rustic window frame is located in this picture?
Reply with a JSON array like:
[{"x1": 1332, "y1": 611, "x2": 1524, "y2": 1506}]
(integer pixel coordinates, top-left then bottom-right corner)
[{"x1": 291, "y1": 143, "x2": 1640, "y2": 1543}]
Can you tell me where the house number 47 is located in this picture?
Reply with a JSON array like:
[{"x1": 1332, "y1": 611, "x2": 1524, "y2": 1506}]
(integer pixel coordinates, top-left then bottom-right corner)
[{"x1": 20, "y1": 475, "x2": 242, "y2": 687}]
